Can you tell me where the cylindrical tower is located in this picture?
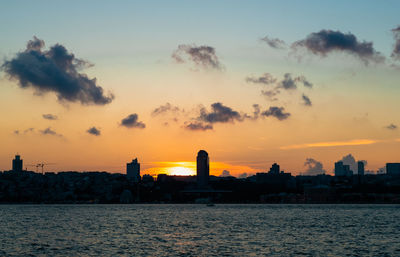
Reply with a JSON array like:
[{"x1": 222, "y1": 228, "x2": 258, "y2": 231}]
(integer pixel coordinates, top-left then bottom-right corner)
[{"x1": 196, "y1": 150, "x2": 209, "y2": 189}]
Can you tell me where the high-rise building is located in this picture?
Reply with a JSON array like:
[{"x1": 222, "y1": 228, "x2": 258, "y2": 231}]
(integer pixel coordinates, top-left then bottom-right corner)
[
  {"x1": 127, "y1": 158, "x2": 141, "y2": 183},
  {"x1": 196, "y1": 150, "x2": 209, "y2": 188},
  {"x1": 334, "y1": 161, "x2": 353, "y2": 176},
  {"x1": 386, "y1": 163, "x2": 400, "y2": 176},
  {"x1": 12, "y1": 155, "x2": 23, "y2": 172},
  {"x1": 269, "y1": 163, "x2": 280, "y2": 174},
  {"x1": 357, "y1": 161, "x2": 365, "y2": 176}
]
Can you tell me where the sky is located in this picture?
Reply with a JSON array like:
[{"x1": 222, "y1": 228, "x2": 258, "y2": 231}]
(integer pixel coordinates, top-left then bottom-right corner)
[{"x1": 1, "y1": 0, "x2": 400, "y2": 176}]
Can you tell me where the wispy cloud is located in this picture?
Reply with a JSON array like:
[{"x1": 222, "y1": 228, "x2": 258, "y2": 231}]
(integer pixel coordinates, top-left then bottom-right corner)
[{"x1": 281, "y1": 139, "x2": 378, "y2": 150}]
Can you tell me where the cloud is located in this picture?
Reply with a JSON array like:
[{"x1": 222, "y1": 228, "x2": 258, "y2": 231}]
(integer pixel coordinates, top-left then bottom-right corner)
[
  {"x1": 40, "y1": 127, "x2": 62, "y2": 137},
  {"x1": 184, "y1": 121, "x2": 213, "y2": 131},
  {"x1": 304, "y1": 158, "x2": 326, "y2": 175},
  {"x1": 219, "y1": 170, "x2": 232, "y2": 177},
  {"x1": 2, "y1": 36, "x2": 114, "y2": 105},
  {"x1": 261, "y1": 106, "x2": 290, "y2": 120},
  {"x1": 392, "y1": 26, "x2": 400, "y2": 60},
  {"x1": 151, "y1": 103, "x2": 181, "y2": 116},
  {"x1": 14, "y1": 128, "x2": 34, "y2": 135},
  {"x1": 120, "y1": 114, "x2": 146, "y2": 129},
  {"x1": 261, "y1": 36, "x2": 286, "y2": 49},
  {"x1": 238, "y1": 173, "x2": 248, "y2": 179},
  {"x1": 386, "y1": 123, "x2": 397, "y2": 130},
  {"x1": 172, "y1": 44, "x2": 223, "y2": 70},
  {"x1": 292, "y1": 30, "x2": 384, "y2": 64},
  {"x1": 42, "y1": 114, "x2": 58, "y2": 120},
  {"x1": 302, "y1": 94, "x2": 312, "y2": 106},
  {"x1": 338, "y1": 154, "x2": 367, "y2": 174},
  {"x1": 199, "y1": 102, "x2": 244, "y2": 123},
  {"x1": 246, "y1": 73, "x2": 277, "y2": 85},
  {"x1": 281, "y1": 139, "x2": 378, "y2": 150},
  {"x1": 279, "y1": 73, "x2": 313, "y2": 90},
  {"x1": 87, "y1": 127, "x2": 101, "y2": 136}
]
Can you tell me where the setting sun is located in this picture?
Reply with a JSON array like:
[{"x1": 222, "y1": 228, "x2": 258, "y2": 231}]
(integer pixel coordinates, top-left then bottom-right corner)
[{"x1": 166, "y1": 166, "x2": 195, "y2": 176}]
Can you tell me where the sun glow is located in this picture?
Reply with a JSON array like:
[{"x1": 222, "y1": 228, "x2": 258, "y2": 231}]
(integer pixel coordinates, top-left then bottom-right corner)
[{"x1": 166, "y1": 166, "x2": 196, "y2": 176}]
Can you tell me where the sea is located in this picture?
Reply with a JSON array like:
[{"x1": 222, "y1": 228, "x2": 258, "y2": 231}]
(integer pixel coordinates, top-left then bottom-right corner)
[{"x1": 0, "y1": 204, "x2": 399, "y2": 256}]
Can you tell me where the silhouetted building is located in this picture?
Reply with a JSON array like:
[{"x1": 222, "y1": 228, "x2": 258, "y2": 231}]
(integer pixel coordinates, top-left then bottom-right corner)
[
  {"x1": 12, "y1": 155, "x2": 23, "y2": 172},
  {"x1": 127, "y1": 158, "x2": 140, "y2": 182},
  {"x1": 197, "y1": 150, "x2": 209, "y2": 188},
  {"x1": 335, "y1": 161, "x2": 352, "y2": 176},
  {"x1": 269, "y1": 163, "x2": 280, "y2": 174},
  {"x1": 386, "y1": 163, "x2": 400, "y2": 176},
  {"x1": 358, "y1": 161, "x2": 365, "y2": 176}
]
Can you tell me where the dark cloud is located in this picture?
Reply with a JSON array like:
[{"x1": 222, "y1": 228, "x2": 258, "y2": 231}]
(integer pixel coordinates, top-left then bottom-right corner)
[
  {"x1": 261, "y1": 36, "x2": 286, "y2": 49},
  {"x1": 261, "y1": 89, "x2": 280, "y2": 101},
  {"x1": 40, "y1": 127, "x2": 62, "y2": 137},
  {"x1": 199, "y1": 102, "x2": 243, "y2": 123},
  {"x1": 246, "y1": 73, "x2": 276, "y2": 85},
  {"x1": 302, "y1": 94, "x2": 312, "y2": 106},
  {"x1": 386, "y1": 123, "x2": 397, "y2": 130},
  {"x1": 87, "y1": 127, "x2": 101, "y2": 136},
  {"x1": 42, "y1": 114, "x2": 58, "y2": 120},
  {"x1": 120, "y1": 114, "x2": 146, "y2": 129},
  {"x1": 295, "y1": 75, "x2": 313, "y2": 88},
  {"x1": 292, "y1": 30, "x2": 384, "y2": 64},
  {"x1": 2, "y1": 36, "x2": 114, "y2": 105},
  {"x1": 151, "y1": 103, "x2": 181, "y2": 116},
  {"x1": 184, "y1": 121, "x2": 213, "y2": 131},
  {"x1": 280, "y1": 73, "x2": 297, "y2": 90},
  {"x1": 304, "y1": 158, "x2": 326, "y2": 175},
  {"x1": 172, "y1": 44, "x2": 223, "y2": 70},
  {"x1": 261, "y1": 106, "x2": 290, "y2": 120},
  {"x1": 391, "y1": 26, "x2": 400, "y2": 60}
]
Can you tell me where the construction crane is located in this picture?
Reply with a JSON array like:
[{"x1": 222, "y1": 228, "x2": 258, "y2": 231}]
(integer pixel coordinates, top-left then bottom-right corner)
[
  {"x1": 36, "y1": 163, "x2": 56, "y2": 174},
  {"x1": 25, "y1": 164, "x2": 38, "y2": 172}
]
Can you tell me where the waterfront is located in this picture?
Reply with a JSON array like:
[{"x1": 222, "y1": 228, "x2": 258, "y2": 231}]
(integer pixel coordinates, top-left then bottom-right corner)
[{"x1": 1, "y1": 204, "x2": 399, "y2": 256}]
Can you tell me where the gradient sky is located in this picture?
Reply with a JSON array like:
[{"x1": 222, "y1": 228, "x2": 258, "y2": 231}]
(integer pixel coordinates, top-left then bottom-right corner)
[{"x1": 1, "y1": 1, "x2": 400, "y2": 176}]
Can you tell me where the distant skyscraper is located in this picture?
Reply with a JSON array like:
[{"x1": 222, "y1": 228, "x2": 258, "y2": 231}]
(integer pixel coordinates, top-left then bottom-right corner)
[
  {"x1": 357, "y1": 161, "x2": 365, "y2": 176},
  {"x1": 386, "y1": 163, "x2": 400, "y2": 175},
  {"x1": 335, "y1": 161, "x2": 352, "y2": 176},
  {"x1": 269, "y1": 163, "x2": 280, "y2": 174},
  {"x1": 127, "y1": 158, "x2": 141, "y2": 182},
  {"x1": 196, "y1": 150, "x2": 209, "y2": 188},
  {"x1": 12, "y1": 155, "x2": 23, "y2": 172}
]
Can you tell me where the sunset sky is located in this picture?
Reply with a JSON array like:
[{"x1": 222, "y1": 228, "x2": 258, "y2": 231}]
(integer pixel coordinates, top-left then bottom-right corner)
[{"x1": 1, "y1": 1, "x2": 400, "y2": 176}]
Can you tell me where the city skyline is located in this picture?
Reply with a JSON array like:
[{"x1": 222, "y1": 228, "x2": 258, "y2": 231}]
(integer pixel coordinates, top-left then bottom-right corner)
[{"x1": 1, "y1": 1, "x2": 400, "y2": 176}]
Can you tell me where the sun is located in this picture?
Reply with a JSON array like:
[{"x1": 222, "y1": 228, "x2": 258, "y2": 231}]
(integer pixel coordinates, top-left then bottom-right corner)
[{"x1": 167, "y1": 166, "x2": 195, "y2": 176}]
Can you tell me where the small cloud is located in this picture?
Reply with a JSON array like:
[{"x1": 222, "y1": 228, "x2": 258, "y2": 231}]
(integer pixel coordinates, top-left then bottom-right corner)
[
  {"x1": 87, "y1": 127, "x2": 101, "y2": 136},
  {"x1": 14, "y1": 128, "x2": 35, "y2": 135},
  {"x1": 199, "y1": 102, "x2": 244, "y2": 124},
  {"x1": 40, "y1": 127, "x2": 62, "y2": 137},
  {"x1": 219, "y1": 170, "x2": 232, "y2": 177},
  {"x1": 260, "y1": 36, "x2": 286, "y2": 49},
  {"x1": 120, "y1": 114, "x2": 146, "y2": 129},
  {"x1": 391, "y1": 26, "x2": 400, "y2": 60},
  {"x1": 151, "y1": 103, "x2": 181, "y2": 116},
  {"x1": 246, "y1": 73, "x2": 277, "y2": 85},
  {"x1": 42, "y1": 114, "x2": 58, "y2": 120},
  {"x1": 238, "y1": 173, "x2": 248, "y2": 179},
  {"x1": 292, "y1": 30, "x2": 385, "y2": 65},
  {"x1": 386, "y1": 123, "x2": 397, "y2": 130},
  {"x1": 172, "y1": 44, "x2": 223, "y2": 70},
  {"x1": 1, "y1": 36, "x2": 114, "y2": 105},
  {"x1": 302, "y1": 94, "x2": 312, "y2": 106},
  {"x1": 261, "y1": 106, "x2": 290, "y2": 120},
  {"x1": 184, "y1": 121, "x2": 213, "y2": 131}
]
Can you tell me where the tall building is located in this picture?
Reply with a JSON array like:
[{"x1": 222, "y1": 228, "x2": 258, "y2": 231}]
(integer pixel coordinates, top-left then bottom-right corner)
[
  {"x1": 269, "y1": 163, "x2": 280, "y2": 174},
  {"x1": 127, "y1": 158, "x2": 141, "y2": 183},
  {"x1": 196, "y1": 150, "x2": 209, "y2": 188},
  {"x1": 386, "y1": 163, "x2": 400, "y2": 176},
  {"x1": 12, "y1": 155, "x2": 23, "y2": 172},
  {"x1": 334, "y1": 161, "x2": 352, "y2": 176},
  {"x1": 357, "y1": 161, "x2": 365, "y2": 176}
]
